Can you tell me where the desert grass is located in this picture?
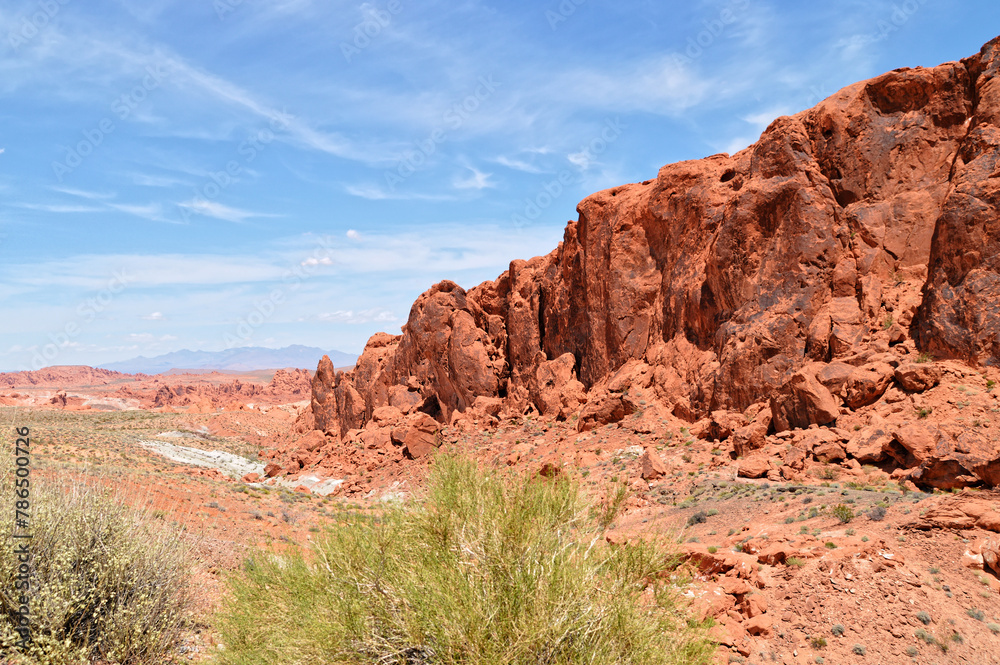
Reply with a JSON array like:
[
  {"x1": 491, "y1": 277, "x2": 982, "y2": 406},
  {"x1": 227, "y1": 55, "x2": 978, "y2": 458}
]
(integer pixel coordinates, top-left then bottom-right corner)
[{"x1": 218, "y1": 454, "x2": 714, "y2": 665}]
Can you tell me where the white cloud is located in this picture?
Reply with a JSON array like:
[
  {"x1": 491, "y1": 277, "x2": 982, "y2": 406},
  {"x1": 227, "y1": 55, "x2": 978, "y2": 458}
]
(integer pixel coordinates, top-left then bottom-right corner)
[
  {"x1": 346, "y1": 229, "x2": 360, "y2": 239},
  {"x1": 125, "y1": 333, "x2": 177, "y2": 343},
  {"x1": 453, "y1": 166, "x2": 495, "y2": 191},
  {"x1": 567, "y1": 150, "x2": 593, "y2": 170},
  {"x1": 300, "y1": 256, "x2": 333, "y2": 267},
  {"x1": 142, "y1": 312, "x2": 165, "y2": 321},
  {"x1": 315, "y1": 309, "x2": 398, "y2": 324}
]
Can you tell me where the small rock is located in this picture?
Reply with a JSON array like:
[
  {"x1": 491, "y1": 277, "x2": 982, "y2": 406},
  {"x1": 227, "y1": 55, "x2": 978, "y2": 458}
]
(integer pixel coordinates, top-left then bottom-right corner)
[{"x1": 639, "y1": 448, "x2": 668, "y2": 480}]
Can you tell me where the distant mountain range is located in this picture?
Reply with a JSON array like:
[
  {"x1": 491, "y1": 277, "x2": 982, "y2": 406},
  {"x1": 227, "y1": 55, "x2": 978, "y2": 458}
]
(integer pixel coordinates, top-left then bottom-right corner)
[{"x1": 99, "y1": 345, "x2": 357, "y2": 375}]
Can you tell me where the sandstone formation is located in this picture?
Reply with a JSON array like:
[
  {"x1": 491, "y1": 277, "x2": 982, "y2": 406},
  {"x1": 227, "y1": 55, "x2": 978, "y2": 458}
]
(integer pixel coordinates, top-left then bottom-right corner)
[
  {"x1": 120, "y1": 368, "x2": 311, "y2": 410},
  {"x1": 279, "y1": 38, "x2": 1000, "y2": 491}
]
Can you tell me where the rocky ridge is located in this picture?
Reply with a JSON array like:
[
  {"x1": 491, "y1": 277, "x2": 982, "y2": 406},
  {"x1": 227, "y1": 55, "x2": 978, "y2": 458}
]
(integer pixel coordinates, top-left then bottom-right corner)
[{"x1": 269, "y1": 38, "x2": 1000, "y2": 493}]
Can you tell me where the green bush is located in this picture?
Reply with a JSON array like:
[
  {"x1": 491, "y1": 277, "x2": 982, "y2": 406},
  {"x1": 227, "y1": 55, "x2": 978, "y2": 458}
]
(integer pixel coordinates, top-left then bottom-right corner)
[
  {"x1": 0, "y1": 463, "x2": 191, "y2": 663},
  {"x1": 218, "y1": 455, "x2": 714, "y2": 665},
  {"x1": 832, "y1": 504, "x2": 854, "y2": 524}
]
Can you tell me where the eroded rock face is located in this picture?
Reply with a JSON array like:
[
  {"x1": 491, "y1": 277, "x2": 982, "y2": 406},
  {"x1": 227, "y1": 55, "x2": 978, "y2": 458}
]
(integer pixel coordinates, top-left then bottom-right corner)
[{"x1": 304, "y1": 38, "x2": 1000, "y2": 461}]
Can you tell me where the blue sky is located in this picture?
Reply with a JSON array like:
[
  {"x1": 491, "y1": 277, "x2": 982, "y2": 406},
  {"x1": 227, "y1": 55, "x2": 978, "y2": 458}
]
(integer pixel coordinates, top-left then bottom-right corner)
[{"x1": 1, "y1": 0, "x2": 997, "y2": 371}]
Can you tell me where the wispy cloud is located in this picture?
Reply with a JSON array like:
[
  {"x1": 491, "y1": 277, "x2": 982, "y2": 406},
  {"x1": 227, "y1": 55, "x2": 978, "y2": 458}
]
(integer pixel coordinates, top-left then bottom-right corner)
[
  {"x1": 129, "y1": 173, "x2": 189, "y2": 188},
  {"x1": 344, "y1": 184, "x2": 458, "y2": 202},
  {"x1": 5, "y1": 254, "x2": 290, "y2": 289},
  {"x1": 453, "y1": 166, "x2": 495, "y2": 190},
  {"x1": 313, "y1": 309, "x2": 398, "y2": 324},
  {"x1": 107, "y1": 202, "x2": 168, "y2": 221},
  {"x1": 742, "y1": 107, "x2": 795, "y2": 132},
  {"x1": 51, "y1": 186, "x2": 116, "y2": 200},
  {"x1": 494, "y1": 155, "x2": 545, "y2": 174},
  {"x1": 177, "y1": 199, "x2": 277, "y2": 223},
  {"x1": 21, "y1": 190, "x2": 179, "y2": 224},
  {"x1": 17, "y1": 203, "x2": 104, "y2": 213}
]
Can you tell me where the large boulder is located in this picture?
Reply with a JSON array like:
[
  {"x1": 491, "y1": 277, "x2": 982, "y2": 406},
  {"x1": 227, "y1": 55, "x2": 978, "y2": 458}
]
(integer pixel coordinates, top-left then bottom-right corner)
[
  {"x1": 403, "y1": 413, "x2": 442, "y2": 459},
  {"x1": 891, "y1": 424, "x2": 1000, "y2": 490},
  {"x1": 770, "y1": 367, "x2": 841, "y2": 431},
  {"x1": 732, "y1": 408, "x2": 772, "y2": 457},
  {"x1": 843, "y1": 362, "x2": 895, "y2": 408},
  {"x1": 577, "y1": 392, "x2": 635, "y2": 432},
  {"x1": 894, "y1": 362, "x2": 943, "y2": 392}
]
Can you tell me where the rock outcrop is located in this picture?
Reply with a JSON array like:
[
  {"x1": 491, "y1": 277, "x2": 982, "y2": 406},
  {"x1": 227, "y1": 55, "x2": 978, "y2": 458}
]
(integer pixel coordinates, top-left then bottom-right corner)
[{"x1": 289, "y1": 37, "x2": 1000, "y2": 487}]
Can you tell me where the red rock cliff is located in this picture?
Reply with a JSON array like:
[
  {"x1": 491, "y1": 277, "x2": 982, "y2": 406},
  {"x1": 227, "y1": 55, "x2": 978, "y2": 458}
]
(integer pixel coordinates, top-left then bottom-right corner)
[{"x1": 310, "y1": 37, "x2": 1000, "y2": 439}]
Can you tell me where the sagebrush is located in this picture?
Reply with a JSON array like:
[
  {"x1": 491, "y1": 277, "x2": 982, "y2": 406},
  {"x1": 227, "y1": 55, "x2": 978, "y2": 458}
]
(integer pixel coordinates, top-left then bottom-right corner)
[
  {"x1": 219, "y1": 454, "x2": 715, "y2": 665},
  {"x1": 0, "y1": 425, "x2": 192, "y2": 664}
]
